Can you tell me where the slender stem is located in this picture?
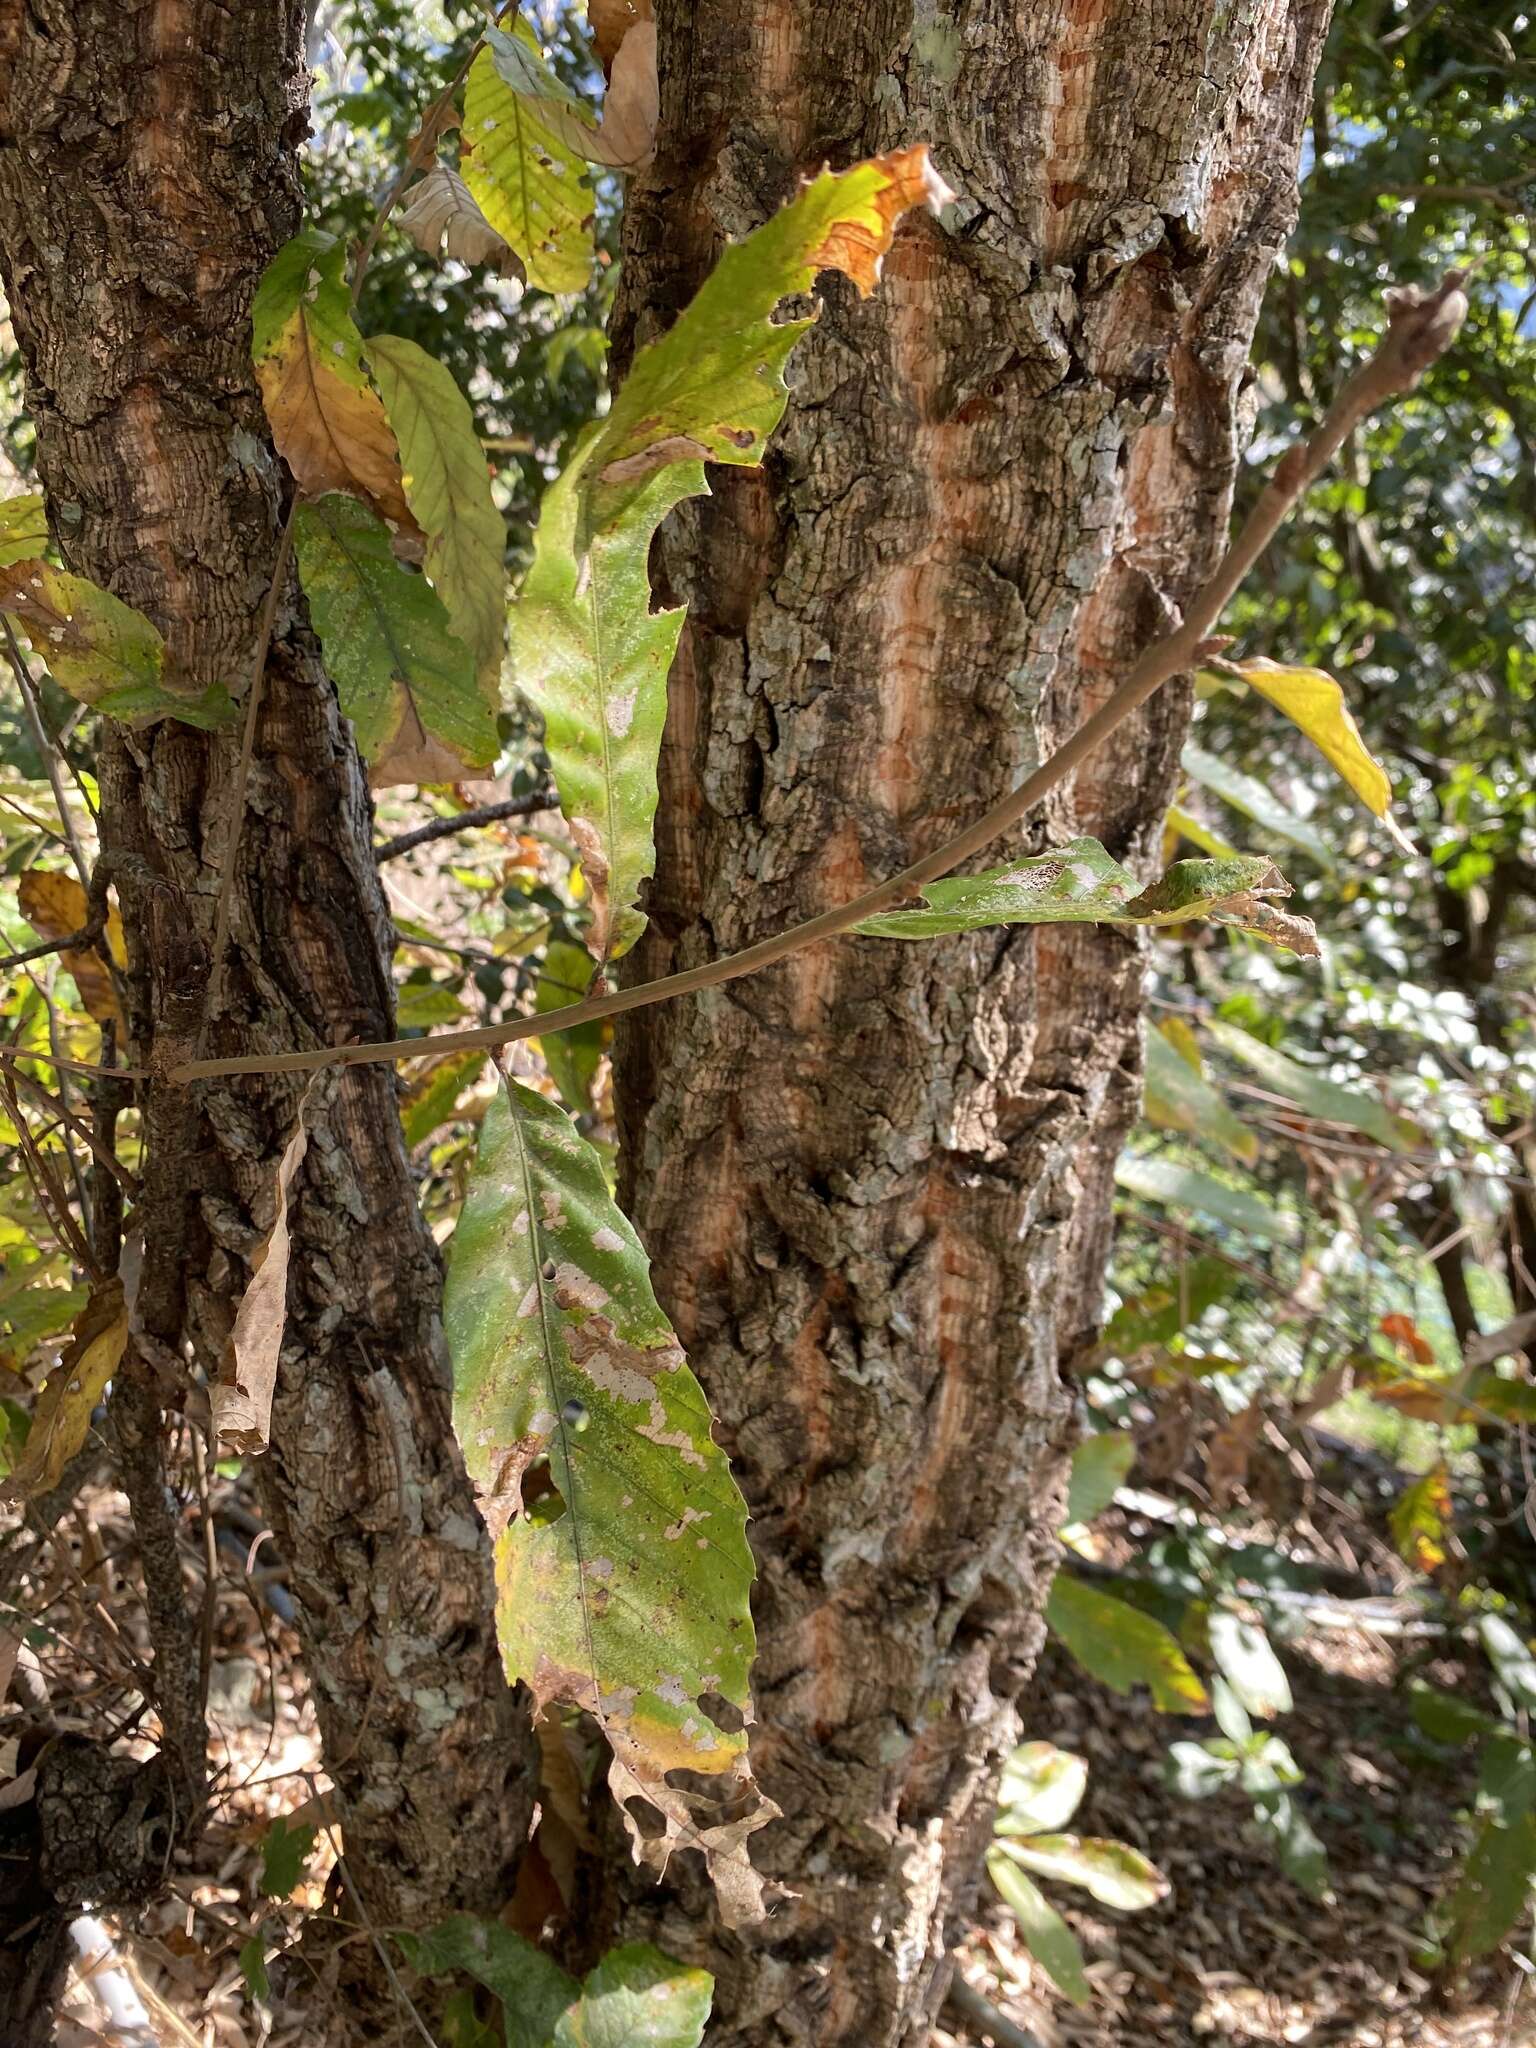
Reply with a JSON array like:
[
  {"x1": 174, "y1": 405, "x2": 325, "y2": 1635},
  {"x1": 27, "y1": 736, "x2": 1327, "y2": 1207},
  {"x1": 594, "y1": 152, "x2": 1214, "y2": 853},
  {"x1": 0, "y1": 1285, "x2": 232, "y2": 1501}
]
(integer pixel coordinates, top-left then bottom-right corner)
[
  {"x1": 169, "y1": 271, "x2": 1469, "y2": 1087},
  {"x1": 2, "y1": 616, "x2": 93, "y2": 892},
  {"x1": 375, "y1": 789, "x2": 558, "y2": 863}
]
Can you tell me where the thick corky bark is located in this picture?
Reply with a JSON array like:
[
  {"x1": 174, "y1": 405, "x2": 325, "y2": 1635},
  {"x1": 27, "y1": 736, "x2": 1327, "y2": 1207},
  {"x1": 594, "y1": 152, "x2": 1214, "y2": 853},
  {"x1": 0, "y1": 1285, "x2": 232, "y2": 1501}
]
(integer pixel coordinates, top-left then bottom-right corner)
[
  {"x1": 608, "y1": 4, "x2": 1331, "y2": 2041},
  {"x1": 0, "y1": 0, "x2": 530, "y2": 1987}
]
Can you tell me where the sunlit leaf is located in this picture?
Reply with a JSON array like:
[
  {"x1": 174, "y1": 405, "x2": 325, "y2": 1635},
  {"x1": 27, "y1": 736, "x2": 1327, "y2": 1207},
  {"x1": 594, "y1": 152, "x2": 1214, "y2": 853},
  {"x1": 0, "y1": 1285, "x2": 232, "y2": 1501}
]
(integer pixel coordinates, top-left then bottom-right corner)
[
  {"x1": 996, "y1": 1742, "x2": 1088, "y2": 1836},
  {"x1": 1389, "y1": 1465, "x2": 1452, "y2": 1573},
  {"x1": 484, "y1": 17, "x2": 658, "y2": 171},
  {"x1": 398, "y1": 164, "x2": 523, "y2": 275},
  {"x1": 1103, "y1": 1258, "x2": 1239, "y2": 1357},
  {"x1": 1164, "y1": 798, "x2": 1242, "y2": 861},
  {"x1": 1180, "y1": 740, "x2": 1335, "y2": 869},
  {"x1": 294, "y1": 495, "x2": 498, "y2": 787},
  {"x1": 1144, "y1": 1025, "x2": 1259, "y2": 1165},
  {"x1": 1220, "y1": 658, "x2": 1396, "y2": 826},
  {"x1": 512, "y1": 148, "x2": 949, "y2": 961},
  {"x1": 0, "y1": 560, "x2": 232, "y2": 729},
  {"x1": 1250, "y1": 1785, "x2": 1333, "y2": 1902},
  {"x1": 250, "y1": 227, "x2": 416, "y2": 532},
  {"x1": 462, "y1": 26, "x2": 596, "y2": 294},
  {"x1": 553, "y1": 1943, "x2": 714, "y2": 2048},
  {"x1": 443, "y1": 1077, "x2": 773, "y2": 1923},
  {"x1": 400, "y1": 1050, "x2": 484, "y2": 1150},
  {"x1": 0, "y1": 1280, "x2": 126, "y2": 1502},
  {"x1": 537, "y1": 940, "x2": 604, "y2": 1115},
  {"x1": 368, "y1": 333, "x2": 506, "y2": 689},
  {"x1": 1006, "y1": 1833, "x2": 1168, "y2": 1911},
  {"x1": 986, "y1": 1847, "x2": 1091, "y2": 2006},
  {"x1": 1209, "y1": 1610, "x2": 1292, "y2": 1719},
  {"x1": 1480, "y1": 1616, "x2": 1536, "y2": 1716},
  {"x1": 1046, "y1": 1573, "x2": 1209, "y2": 1714},
  {"x1": 0, "y1": 495, "x2": 48, "y2": 569},
  {"x1": 1114, "y1": 1153, "x2": 1296, "y2": 1243},
  {"x1": 402, "y1": 1915, "x2": 578, "y2": 2048}
]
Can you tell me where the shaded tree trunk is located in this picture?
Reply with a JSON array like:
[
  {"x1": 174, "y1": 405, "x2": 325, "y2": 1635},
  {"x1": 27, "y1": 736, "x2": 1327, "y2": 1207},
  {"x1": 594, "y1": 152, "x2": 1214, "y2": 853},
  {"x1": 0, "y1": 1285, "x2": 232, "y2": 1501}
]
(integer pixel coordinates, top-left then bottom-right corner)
[
  {"x1": 607, "y1": 3, "x2": 1331, "y2": 2041},
  {"x1": 0, "y1": 0, "x2": 531, "y2": 2005}
]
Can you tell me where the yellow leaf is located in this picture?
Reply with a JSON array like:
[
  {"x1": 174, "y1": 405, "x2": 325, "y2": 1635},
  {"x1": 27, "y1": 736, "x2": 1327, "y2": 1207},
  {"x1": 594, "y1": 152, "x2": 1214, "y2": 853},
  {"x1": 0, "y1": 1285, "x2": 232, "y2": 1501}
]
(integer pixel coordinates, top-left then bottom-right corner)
[
  {"x1": 1224, "y1": 659, "x2": 1397, "y2": 826},
  {"x1": 17, "y1": 870, "x2": 126, "y2": 1028},
  {"x1": 1391, "y1": 1464, "x2": 1452, "y2": 1573},
  {"x1": 0, "y1": 1280, "x2": 127, "y2": 1501}
]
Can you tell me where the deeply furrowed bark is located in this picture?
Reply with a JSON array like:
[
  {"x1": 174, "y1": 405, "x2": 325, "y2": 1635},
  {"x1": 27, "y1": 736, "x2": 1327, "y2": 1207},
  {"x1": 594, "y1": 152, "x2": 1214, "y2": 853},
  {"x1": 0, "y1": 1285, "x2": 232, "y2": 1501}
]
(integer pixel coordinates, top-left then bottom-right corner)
[
  {"x1": 0, "y1": 0, "x2": 530, "y2": 1999},
  {"x1": 607, "y1": 4, "x2": 1331, "y2": 2041}
]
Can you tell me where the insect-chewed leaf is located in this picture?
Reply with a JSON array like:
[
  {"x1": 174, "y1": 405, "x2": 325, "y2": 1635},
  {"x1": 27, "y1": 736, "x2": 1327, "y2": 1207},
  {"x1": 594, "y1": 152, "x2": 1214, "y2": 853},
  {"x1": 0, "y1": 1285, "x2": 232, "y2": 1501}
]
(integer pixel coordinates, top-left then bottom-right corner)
[
  {"x1": 0, "y1": 1280, "x2": 127, "y2": 1502},
  {"x1": 443, "y1": 1078, "x2": 774, "y2": 1924},
  {"x1": 294, "y1": 494, "x2": 498, "y2": 787},
  {"x1": 462, "y1": 26, "x2": 596, "y2": 295},
  {"x1": 367, "y1": 334, "x2": 506, "y2": 690},
  {"x1": 0, "y1": 494, "x2": 48, "y2": 568},
  {"x1": 250, "y1": 228, "x2": 417, "y2": 534},
  {"x1": 0, "y1": 560, "x2": 232, "y2": 729},
  {"x1": 485, "y1": 16, "x2": 657, "y2": 170},
  {"x1": 509, "y1": 147, "x2": 951, "y2": 964},
  {"x1": 397, "y1": 164, "x2": 524, "y2": 276},
  {"x1": 852, "y1": 840, "x2": 1318, "y2": 956},
  {"x1": 18, "y1": 869, "x2": 127, "y2": 1028}
]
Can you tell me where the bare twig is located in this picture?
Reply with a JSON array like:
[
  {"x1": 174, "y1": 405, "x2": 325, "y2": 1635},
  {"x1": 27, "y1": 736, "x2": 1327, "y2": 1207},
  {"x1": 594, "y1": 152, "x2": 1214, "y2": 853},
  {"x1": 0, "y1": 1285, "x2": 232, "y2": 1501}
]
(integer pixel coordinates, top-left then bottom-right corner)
[
  {"x1": 374, "y1": 788, "x2": 558, "y2": 863},
  {"x1": 168, "y1": 270, "x2": 1471, "y2": 1087},
  {"x1": 2, "y1": 615, "x2": 92, "y2": 891},
  {"x1": 944, "y1": 1973, "x2": 1044, "y2": 2048}
]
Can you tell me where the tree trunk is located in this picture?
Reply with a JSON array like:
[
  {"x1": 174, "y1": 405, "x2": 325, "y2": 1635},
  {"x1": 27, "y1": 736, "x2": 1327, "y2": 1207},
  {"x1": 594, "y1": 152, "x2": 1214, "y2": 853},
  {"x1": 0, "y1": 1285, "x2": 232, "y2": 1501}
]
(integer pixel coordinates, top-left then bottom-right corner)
[
  {"x1": 0, "y1": 0, "x2": 531, "y2": 1986},
  {"x1": 607, "y1": 4, "x2": 1331, "y2": 2040}
]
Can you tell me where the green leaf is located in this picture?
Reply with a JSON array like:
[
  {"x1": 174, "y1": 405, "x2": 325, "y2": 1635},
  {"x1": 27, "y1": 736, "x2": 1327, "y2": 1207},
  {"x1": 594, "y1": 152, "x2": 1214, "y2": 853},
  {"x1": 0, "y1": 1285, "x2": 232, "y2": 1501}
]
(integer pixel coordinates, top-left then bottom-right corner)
[
  {"x1": 443, "y1": 1077, "x2": 773, "y2": 1922},
  {"x1": 1046, "y1": 1573, "x2": 1209, "y2": 1715},
  {"x1": 508, "y1": 440, "x2": 683, "y2": 962},
  {"x1": 367, "y1": 333, "x2": 506, "y2": 688},
  {"x1": 0, "y1": 560, "x2": 232, "y2": 728},
  {"x1": 1202, "y1": 1018, "x2": 1412, "y2": 1152},
  {"x1": 250, "y1": 227, "x2": 415, "y2": 531},
  {"x1": 1448, "y1": 1813, "x2": 1536, "y2": 1962},
  {"x1": 536, "y1": 941, "x2": 604, "y2": 1115},
  {"x1": 1211, "y1": 1674, "x2": 1254, "y2": 1747},
  {"x1": 1180, "y1": 740, "x2": 1335, "y2": 869},
  {"x1": 238, "y1": 1935, "x2": 271, "y2": 2004},
  {"x1": 1144, "y1": 1025, "x2": 1259, "y2": 1165},
  {"x1": 0, "y1": 495, "x2": 48, "y2": 569},
  {"x1": 986, "y1": 1846, "x2": 1092, "y2": 2006},
  {"x1": 1167, "y1": 1738, "x2": 1239, "y2": 1800},
  {"x1": 1007, "y1": 1834, "x2": 1168, "y2": 1911},
  {"x1": 1479, "y1": 1733, "x2": 1536, "y2": 1827},
  {"x1": 1164, "y1": 798, "x2": 1242, "y2": 861},
  {"x1": 295, "y1": 495, "x2": 498, "y2": 787},
  {"x1": 462, "y1": 28, "x2": 595, "y2": 294},
  {"x1": 1065, "y1": 1432, "x2": 1135, "y2": 1527},
  {"x1": 1114, "y1": 1153, "x2": 1296, "y2": 1243},
  {"x1": 1220, "y1": 659, "x2": 1395, "y2": 822},
  {"x1": 852, "y1": 842, "x2": 1312, "y2": 953},
  {"x1": 400, "y1": 1050, "x2": 484, "y2": 1150},
  {"x1": 401, "y1": 1915, "x2": 578, "y2": 2048},
  {"x1": 1209, "y1": 1611, "x2": 1292, "y2": 1719},
  {"x1": 1408, "y1": 1680, "x2": 1502, "y2": 1746},
  {"x1": 259, "y1": 1815, "x2": 316, "y2": 1900},
  {"x1": 553, "y1": 1944, "x2": 714, "y2": 2048},
  {"x1": 511, "y1": 149, "x2": 947, "y2": 961},
  {"x1": 995, "y1": 1742, "x2": 1088, "y2": 1837},
  {"x1": 1251, "y1": 1787, "x2": 1333, "y2": 1902}
]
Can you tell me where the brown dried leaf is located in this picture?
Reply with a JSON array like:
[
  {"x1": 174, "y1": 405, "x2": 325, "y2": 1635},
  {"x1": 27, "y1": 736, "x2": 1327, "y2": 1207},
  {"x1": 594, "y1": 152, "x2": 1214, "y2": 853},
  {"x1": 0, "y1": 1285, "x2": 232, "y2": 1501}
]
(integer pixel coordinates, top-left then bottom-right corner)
[
  {"x1": 806, "y1": 142, "x2": 957, "y2": 295},
  {"x1": 17, "y1": 870, "x2": 126, "y2": 1028},
  {"x1": 210, "y1": 1090, "x2": 314, "y2": 1456},
  {"x1": 589, "y1": 0, "x2": 653, "y2": 78},
  {"x1": 397, "y1": 165, "x2": 526, "y2": 278}
]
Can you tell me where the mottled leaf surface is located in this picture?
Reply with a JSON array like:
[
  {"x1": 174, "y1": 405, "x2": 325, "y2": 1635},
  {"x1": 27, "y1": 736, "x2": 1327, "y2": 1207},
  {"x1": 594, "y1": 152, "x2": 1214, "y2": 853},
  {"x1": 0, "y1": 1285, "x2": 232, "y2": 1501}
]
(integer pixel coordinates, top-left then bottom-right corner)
[
  {"x1": 462, "y1": 28, "x2": 595, "y2": 294},
  {"x1": 444, "y1": 1078, "x2": 772, "y2": 1922}
]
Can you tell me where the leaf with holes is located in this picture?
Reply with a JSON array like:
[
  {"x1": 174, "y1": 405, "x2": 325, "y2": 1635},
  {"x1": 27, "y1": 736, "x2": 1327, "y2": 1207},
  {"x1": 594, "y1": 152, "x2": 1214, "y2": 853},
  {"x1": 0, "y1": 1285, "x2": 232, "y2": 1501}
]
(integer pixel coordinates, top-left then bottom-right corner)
[
  {"x1": 461, "y1": 25, "x2": 596, "y2": 294},
  {"x1": 510, "y1": 147, "x2": 951, "y2": 960},
  {"x1": 0, "y1": 561, "x2": 232, "y2": 729},
  {"x1": 443, "y1": 1077, "x2": 773, "y2": 1923},
  {"x1": 294, "y1": 495, "x2": 498, "y2": 786},
  {"x1": 251, "y1": 227, "x2": 417, "y2": 532}
]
